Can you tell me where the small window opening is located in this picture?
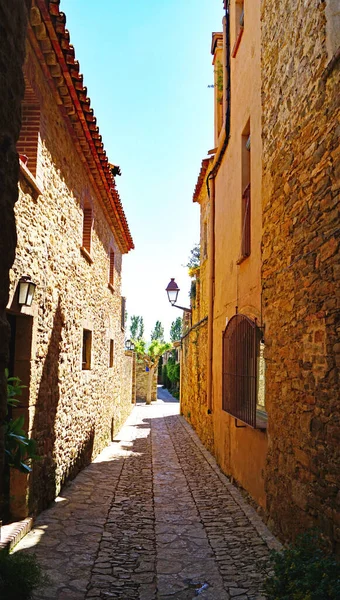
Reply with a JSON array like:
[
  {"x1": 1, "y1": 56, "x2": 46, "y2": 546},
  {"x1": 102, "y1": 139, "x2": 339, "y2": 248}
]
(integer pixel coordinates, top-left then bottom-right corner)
[
  {"x1": 82, "y1": 208, "x2": 92, "y2": 254},
  {"x1": 121, "y1": 297, "x2": 126, "y2": 331},
  {"x1": 82, "y1": 329, "x2": 92, "y2": 370},
  {"x1": 109, "y1": 251, "x2": 115, "y2": 287},
  {"x1": 17, "y1": 77, "x2": 41, "y2": 178},
  {"x1": 238, "y1": 120, "x2": 251, "y2": 263},
  {"x1": 232, "y1": 0, "x2": 245, "y2": 57},
  {"x1": 109, "y1": 339, "x2": 114, "y2": 367}
]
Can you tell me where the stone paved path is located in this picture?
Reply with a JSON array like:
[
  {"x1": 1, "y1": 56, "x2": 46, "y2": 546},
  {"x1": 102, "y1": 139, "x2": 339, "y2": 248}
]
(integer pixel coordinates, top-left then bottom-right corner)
[{"x1": 14, "y1": 398, "x2": 280, "y2": 599}]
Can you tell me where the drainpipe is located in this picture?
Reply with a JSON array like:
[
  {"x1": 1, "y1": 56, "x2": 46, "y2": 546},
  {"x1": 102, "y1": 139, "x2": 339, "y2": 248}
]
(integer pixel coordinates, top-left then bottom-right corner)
[{"x1": 206, "y1": 1, "x2": 231, "y2": 414}]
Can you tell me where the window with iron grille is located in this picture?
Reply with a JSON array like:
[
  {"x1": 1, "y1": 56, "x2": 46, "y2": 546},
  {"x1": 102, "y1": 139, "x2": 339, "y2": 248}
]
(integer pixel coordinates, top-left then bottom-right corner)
[{"x1": 222, "y1": 313, "x2": 266, "y2": 428}]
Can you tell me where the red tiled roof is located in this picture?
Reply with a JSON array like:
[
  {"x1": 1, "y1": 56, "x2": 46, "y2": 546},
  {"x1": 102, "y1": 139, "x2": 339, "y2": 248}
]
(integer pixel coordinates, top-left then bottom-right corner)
[
  {"x1": 29, "y1": 0, "x2": 134, "y2": 253},
  {"x1": 193, "y1": 158, "x2": 211, "y2": 203}
]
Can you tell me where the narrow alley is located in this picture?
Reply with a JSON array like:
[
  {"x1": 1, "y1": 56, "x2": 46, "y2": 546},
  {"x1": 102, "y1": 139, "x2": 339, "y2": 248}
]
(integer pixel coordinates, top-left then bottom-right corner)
[{"x1": 14, "y1": 390, "x2": 280, "y2": 600}]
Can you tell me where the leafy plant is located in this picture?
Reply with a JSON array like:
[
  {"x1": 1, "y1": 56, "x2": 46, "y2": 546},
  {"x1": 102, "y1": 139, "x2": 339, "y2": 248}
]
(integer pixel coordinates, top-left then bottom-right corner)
[
  {"x1": 151, "y1": 320, "x2": 165, "y2": 342},
  {"x1": 5, "y1": 370, "x2": 38, "y2": 473},
  {"x1": 134, "y1": 339, "x2": 172, "y2": 404},
  {"x1": 263, "y1": 529, "x2": 340, "y2": 600},
  {"x1": 0, "y1": 549, "x2": 45, "y2": 599},
  {"x1": 186, "y1": 244, "x2": 200, "y2": 277},
  {"x1": 170, "y1": 317, "x2": 182, "y2": 342}
]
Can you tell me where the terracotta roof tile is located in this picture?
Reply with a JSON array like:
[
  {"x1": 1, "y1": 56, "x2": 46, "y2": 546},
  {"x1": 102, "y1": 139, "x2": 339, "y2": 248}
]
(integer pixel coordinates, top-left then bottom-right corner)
[
  {"x1": 193, "y1": 158, "x2": 211, "y2": 203},
  {"x1": 29, "y1": 0, "x2": 134, "y2": 253}
]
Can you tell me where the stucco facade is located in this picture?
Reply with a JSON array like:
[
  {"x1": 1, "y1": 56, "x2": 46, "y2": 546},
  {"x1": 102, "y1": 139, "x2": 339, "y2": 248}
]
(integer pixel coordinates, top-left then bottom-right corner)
[
  {"x1": 6, "y1": 0, "x2": 134, "y2": 518},
  {"x1": 211, "y1": 0, "x2": 267, "y2": 508}
]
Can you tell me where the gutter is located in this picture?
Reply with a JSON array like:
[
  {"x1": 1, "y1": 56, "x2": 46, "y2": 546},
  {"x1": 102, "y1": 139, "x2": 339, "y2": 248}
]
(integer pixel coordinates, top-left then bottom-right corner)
[{"x1": 206, "y1": 1, "x2": 231, "y2": 413}]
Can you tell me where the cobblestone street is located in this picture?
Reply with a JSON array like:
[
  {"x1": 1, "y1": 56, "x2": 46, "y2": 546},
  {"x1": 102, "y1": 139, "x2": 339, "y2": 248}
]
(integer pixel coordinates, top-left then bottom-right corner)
[{"x1": 14, "y1": 392, "x2": 280, "y2": 599}]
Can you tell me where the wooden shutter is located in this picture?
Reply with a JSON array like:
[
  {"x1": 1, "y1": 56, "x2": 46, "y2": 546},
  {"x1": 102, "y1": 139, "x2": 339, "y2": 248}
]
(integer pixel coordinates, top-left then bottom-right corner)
[
  {"x1": 82, "y1": 208, "x2": 92, "y2": 252},
  {"x1": 109, "y1": 251, "x2": 115, "y2": 286}
]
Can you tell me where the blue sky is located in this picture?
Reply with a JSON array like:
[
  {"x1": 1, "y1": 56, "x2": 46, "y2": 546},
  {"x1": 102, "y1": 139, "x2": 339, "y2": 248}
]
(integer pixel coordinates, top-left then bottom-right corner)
[{"x1": 61, "y1": 0, "x2": 222, "y2": 340}]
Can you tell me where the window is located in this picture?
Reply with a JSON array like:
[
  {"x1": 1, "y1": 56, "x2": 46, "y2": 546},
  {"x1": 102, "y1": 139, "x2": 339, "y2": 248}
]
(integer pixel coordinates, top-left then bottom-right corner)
[
  {"x1": 109, "y1": 339, "x2": 114, "y2": 367},
  {"x1": 203, "y1": 222, "x2": 208, "y2": 259},
  {"x1": 81, "y1": 207, "x2": 93, "y2": 259},
  {"x1": 82, "y1": 329, "x2": 92, "y2": 370},
  {"x1": 238, "y1": 120, "x2": 251, "y2": 263},
  {"x1": 232, "y1": 0, "x2": 244, "y2": 57},
  {"x1": 109, "y1": 250, "x2": 115, "y2": 288},
  {"x1": 222, "y1": 313, "x2": 266, "y2": 428},
  {"x1": 17, "y1": 78, "x2": 41, "y2": 178},
  {"x1": 121, "y1": 297, "x2": 126, "y2": 331}
]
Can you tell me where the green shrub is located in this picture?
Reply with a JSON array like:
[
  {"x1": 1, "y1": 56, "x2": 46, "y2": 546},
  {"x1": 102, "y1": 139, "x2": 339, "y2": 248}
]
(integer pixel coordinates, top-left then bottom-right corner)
[
  {"x1": 263, "y1": 530, "x2": 340, "y2": 600},
  {"x1": 0, "y1": 550, "x2": 45, "y2": 599}
]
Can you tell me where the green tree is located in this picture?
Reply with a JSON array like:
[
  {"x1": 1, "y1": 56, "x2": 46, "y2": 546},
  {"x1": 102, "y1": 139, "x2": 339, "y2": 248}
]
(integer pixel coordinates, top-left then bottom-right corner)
[
  {"x1": 130, "y1": 315, "x2": 140, "y2": 339},
  {"x1": 170, "y1": 317, "x2": 182, "y2": 342},
  {"x1": 138, "y1": 316, "x2": 144, "y2": 340},
  {"x1": 134, "y1": 339, "x2": 172, "y2": 404},
  {"x1": 129, "y1": 315, "x2": 145, "y2": 341},
  {"x1": 151, "y1": 320, "x2": 164, "y2": 342}
]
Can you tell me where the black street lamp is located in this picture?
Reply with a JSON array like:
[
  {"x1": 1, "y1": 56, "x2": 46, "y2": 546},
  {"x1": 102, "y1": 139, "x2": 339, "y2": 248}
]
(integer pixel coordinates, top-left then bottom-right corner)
[
  {"x1": 165, "y1": 278, "x2": 191, "y2": 313},
  {"x1": 18, "y1": 275, "x2": 36, "y2": 307},
  {"x1": 125, "y1": 339, "x2": 135, "y2": 351}
]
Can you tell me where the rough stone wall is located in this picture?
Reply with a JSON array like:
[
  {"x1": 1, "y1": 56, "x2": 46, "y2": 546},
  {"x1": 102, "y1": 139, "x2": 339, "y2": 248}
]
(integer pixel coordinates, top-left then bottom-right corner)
[
  {"x1": 136, "y1": 360, "x2": 157, "y2": 402},
  {"x1": 261, "y1": 0, "x2": 340, "y2": 547},
  {"x1": 0, "y1": 0, "x2": 29, "y2": 508},
  {"x1": 181, "y1": 167, "x2": 213, "y2": 453},
  {"x1": 181, "y1": 321, "x2": 214, "y2": 454},
  {"x1": 8, "y1": 42, "x2": 133, "y2": 515},
  {"x1": 121, "y1": 351, "x2": 136, "y2": 409}
]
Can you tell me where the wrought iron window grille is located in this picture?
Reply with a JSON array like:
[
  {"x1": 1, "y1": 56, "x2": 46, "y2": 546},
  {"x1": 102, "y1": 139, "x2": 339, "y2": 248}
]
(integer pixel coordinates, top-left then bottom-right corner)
[{"x1": 222, "y1": 313, "x2": 266, "y2": 429}]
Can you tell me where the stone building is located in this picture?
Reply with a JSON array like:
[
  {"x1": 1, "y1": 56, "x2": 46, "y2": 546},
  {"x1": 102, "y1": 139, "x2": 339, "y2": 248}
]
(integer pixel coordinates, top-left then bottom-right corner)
[
  {"x1": 180, "y1": 157, "x2": 214, "y2": 453},
  {"x1": 184, "y1": 0, "x2": 339, "y2": 548},
  {"x1": 0, "y1": 0, "x2": 31, "y2": 511},
  {"x1": 5, "y1": 0, "x2": 134, "y2": 518},
  {"x1": 261, "y1": 0, "x2": 340, "y2": 546}
]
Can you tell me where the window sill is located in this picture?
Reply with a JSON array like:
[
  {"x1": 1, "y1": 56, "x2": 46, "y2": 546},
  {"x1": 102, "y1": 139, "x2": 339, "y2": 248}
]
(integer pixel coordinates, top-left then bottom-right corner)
[
  {"x1": 232, "y1": 27, "x2": 244, "y2": 58},
  {"x1": 19, "y1": 160, "x2": 43, "y2": 198},
  {"x1": 108, "y1": 283, "x2": 115, "y2": 293},
  {"x1": 236, "y1": 253, "x2": 250, "y2": 265},
  {"x1": 80, "y1": 246, "x2": 94, "y2": 264}
]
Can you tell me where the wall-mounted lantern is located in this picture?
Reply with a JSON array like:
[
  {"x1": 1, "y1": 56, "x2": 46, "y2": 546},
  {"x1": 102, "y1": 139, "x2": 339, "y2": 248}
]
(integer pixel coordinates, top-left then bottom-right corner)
[
  {"x1": 18, "y1": 275, "x2": 36, "y2": 307},
  {"x1": 125, "y1": 339, "x2": 135, "y2": 351},
  {"x1": 165, "y1": 278, "x2": 191, "y2": 313}
]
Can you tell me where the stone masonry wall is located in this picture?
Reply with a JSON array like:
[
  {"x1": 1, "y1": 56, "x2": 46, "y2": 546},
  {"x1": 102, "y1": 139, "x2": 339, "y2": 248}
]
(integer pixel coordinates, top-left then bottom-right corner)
[
  {"x1": 0, "y1": 0, "x2": 29, "y2": 508},
  {"x1": 121, "y1": 351, "x2": 136, "y2": 411},
  {"x1": 136, "y1": 360, "x2": 157, "y2": 402},
  {"x1": 261, "y1": 0, "x2": 340, "y2": 547},
  {"x1": 8, "y1": 42, "x2": 133, "y2": 515},
  {"x1": 181, "y1": 321, "x2": 214, "y2": 454}
]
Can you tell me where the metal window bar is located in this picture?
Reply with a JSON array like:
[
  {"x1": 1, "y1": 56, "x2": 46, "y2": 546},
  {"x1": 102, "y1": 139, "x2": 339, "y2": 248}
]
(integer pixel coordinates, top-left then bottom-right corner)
[{"x1": 222, "y1": 314, "x2": 258, "y2": 428}]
